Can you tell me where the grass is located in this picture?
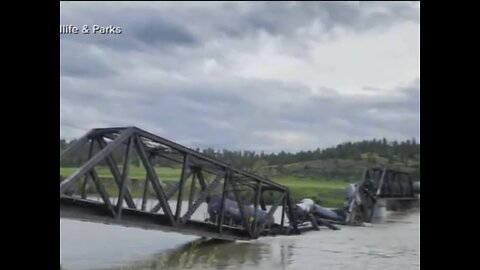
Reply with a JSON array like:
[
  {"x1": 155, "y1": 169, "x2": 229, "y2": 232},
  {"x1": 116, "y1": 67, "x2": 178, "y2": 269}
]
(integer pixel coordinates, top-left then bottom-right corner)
[
  {"x1": 271, "y1": 176, "x2": 346, "y2": 206},
  {"x1": 61, "y1": 166, "x2": 348, "y2": 207},
  {"x1": 60, "y1": 166, "x2": 182, "y2": 181}
]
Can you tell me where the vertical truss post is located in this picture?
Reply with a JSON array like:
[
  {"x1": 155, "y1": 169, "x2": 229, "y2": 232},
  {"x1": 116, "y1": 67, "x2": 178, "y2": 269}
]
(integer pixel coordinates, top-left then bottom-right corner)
[
  {"x1": 188, "y1": 170, "x2": 197, "y2": 210},
  {"x1": 116, "y1": 137, "x2": 133, "y2": 219},
  {"x1": 376, "y1": 167, "x2": 387, "y2": 197},
  {"x1": 218, "y1": 170, "x2": 230, "y2": 234},
  {"x1": 256, "y1": 192, "x2": 285, "y2": 238},
  {"x1": 280, "y1": 195, "x2": 287, "y2": 228},
  {"x1": 252, "y1": 181, "x2": 262, "y2": 235},
  {"x1": 96, "y1": 137, "x2": 137, "y2": 209},
  {"x1": 81, "y1": 139, "x2": 96, "y2": 199},
  {"x1": 134, "y1": 135, "x2": 175, "y2": 225},
  {"x1": 175, "y1": 154, "x2": 190, "y2": 223},
  {"x1": 141, "y1": 153, "x2": 155, "y2": 211},
  {"x1": 141, "y1": 179, "x2": 150, "y2": 211},
  {"x1": 196, "y1": 170, "x2": 208, "y2": 191},
  {"x1": 286, "y1": 192, "x2": 298, "y2": 233},
  {"x1": 81, "y1": 175, "x2": 89, "y2": 199},
  {"x1": 230, "y1": 177, "x2": 253, "y2": 238},
  {"x1": 260, "y1": 195, "x2": 267, "y2": 211}
]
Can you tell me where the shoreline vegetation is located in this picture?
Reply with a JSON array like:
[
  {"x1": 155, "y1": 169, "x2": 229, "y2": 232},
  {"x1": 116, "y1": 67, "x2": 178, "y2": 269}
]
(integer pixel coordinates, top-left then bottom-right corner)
[{"x1": 60, "y1": 138, "x2": 419, "y2": 208}]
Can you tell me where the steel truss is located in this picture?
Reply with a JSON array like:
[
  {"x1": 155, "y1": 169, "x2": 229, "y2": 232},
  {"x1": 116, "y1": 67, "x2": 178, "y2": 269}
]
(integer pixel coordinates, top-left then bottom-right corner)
[
  {"x1": 60, "y1": 127, "x2": 298, "y2": 240},
  {"x1": 346, "y1": 166, "x2": 416, "y2": 224}
]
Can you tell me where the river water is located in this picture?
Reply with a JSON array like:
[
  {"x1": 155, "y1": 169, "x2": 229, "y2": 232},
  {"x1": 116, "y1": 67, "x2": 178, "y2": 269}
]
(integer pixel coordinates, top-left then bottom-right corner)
[{"x1": 60, "y1": 201, "x2": 420, "y2": 270}]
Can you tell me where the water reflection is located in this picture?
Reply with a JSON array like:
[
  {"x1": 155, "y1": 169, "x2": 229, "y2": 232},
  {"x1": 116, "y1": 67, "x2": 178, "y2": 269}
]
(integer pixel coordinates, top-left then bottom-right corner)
[{"x1": 103, "y1": 238, "x2": 282, "y2": 270}]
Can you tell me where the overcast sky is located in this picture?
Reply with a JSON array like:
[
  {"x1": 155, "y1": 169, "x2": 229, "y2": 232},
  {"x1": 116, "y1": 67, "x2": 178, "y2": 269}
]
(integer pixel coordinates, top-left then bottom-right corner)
[{"x1": 60, "y1": 1, "x2": 420, "y2": 153}]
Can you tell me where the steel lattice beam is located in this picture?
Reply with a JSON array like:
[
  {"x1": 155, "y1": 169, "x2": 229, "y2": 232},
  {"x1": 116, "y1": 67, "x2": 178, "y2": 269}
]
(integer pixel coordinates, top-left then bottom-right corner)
[{"x1": 60, "y1": 126, "x2": 296, "y2": 240}]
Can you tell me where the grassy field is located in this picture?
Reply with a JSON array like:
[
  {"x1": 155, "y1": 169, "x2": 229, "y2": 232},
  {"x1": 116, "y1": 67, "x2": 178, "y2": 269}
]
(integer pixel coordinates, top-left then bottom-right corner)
[
  {"x1": 61, "y1": 166, "x2": 348, "y2": 207},
  {"x1": 271, "y1": 176, "x2": 346, "y2": 206},
  {"x1": 61, "y1": 166, "x2": 183, "y2": 181}
]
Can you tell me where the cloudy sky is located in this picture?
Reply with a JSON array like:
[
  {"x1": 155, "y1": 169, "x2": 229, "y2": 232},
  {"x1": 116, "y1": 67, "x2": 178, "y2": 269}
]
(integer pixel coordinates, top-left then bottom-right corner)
[{"x1": 60, "y1": 1, "x2": 420, "y2": 153}]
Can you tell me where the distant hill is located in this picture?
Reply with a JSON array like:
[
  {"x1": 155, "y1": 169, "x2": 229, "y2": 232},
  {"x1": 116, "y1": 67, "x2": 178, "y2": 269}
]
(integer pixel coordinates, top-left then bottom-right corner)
[
  {"x1": 60, "y1": 137, "x2": 420, "y2": 181},
  {"x1": 261, "y1": 153, "x2": 420, "y2": 182}
]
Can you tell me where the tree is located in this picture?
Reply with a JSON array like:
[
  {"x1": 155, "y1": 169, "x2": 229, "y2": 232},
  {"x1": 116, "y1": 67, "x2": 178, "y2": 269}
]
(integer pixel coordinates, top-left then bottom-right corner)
[
  {"x1": 388, "y1": 156, "x2": 395, "y2": 164},
  {"x1": 253, "y1": 159, "x2": 269, "y2": 176},
  {"x1": 382, "y1": 138, "x2": 387, "y2": 145},
  {"x1": 60, "y1": 136, "x2": 419, "y2": 181}
]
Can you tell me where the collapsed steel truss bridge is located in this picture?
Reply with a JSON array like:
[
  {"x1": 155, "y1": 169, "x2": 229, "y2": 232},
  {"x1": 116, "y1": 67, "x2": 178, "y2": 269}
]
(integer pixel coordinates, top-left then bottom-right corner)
[
  {"x1": 345, "y1": 166, "x2": 418, "y2": 224},
  {"x1": 60, "y1": 127, "x2": 419, "y2": 241},
  {"x1": 60, "y1": 127, "x2": 298, "y2": 241}
]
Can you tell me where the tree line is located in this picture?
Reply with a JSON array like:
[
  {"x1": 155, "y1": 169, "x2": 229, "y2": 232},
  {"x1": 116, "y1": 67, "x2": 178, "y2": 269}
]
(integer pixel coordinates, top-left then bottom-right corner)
[{"x1": 60, "y1": 137, "x2": 420, "y2": 171}]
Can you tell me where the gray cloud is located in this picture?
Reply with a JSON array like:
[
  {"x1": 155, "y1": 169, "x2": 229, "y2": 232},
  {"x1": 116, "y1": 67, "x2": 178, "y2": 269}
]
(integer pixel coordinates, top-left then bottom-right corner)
[
  {"x1": 60, "y1": 2, "x2": 418, "y2": 51},
  {"x1": 133, "y1": 19, "x2": 198, "y2": 47},
  {"x1": 60, "y1": 1, "x2": 420, "y2": 152},
  {"x1": 60, "y1": 40, "x2": 118, "y2": 78}
]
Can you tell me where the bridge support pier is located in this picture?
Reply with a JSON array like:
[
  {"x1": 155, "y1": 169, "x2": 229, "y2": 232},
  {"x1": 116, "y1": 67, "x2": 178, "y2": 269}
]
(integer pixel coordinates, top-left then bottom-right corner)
[{"x1": 372, "y1": 199, "x2": 387, "y2": 220}]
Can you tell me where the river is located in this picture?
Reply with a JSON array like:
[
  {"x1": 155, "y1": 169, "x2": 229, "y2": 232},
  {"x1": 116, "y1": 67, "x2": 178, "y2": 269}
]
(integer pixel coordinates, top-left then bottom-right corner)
[{"x1": 60, "y1": 201, "x2": 420, "y2": 270}]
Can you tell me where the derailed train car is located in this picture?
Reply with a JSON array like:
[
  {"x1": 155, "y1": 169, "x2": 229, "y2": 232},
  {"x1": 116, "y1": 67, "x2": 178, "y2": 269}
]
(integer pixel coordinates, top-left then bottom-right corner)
[
  {"x1": 206, "y1": 196, "x2": 275, "y2": 228},
  {"x1": 206, "y1": 193, "x2": 351, "y2": 233},
  {"x1": 205, "y1": 167, "x2": 420, "y2": 235},
  {"x1": 291, "y1": 198, "x2": 346, "y2": 230}
]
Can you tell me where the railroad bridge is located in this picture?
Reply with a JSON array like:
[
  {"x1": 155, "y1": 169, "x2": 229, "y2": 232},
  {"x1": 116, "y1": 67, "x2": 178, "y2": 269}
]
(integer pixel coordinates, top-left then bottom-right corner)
[
  {"x1": 345, "y1": 166, "x2": 419, "y2": 224},
  {"x1": 60, "y1": 127, "x2": 297, "y2": 241},
  {"x1": 60, "y1": 127, "x2": 419, "y2": 240}
]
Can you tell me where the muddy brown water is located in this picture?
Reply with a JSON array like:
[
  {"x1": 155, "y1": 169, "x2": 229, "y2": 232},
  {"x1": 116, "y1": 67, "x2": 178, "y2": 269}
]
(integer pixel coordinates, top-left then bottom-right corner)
[{"x1": 60, "y1": 200, "x2": 420, "y2": 270}]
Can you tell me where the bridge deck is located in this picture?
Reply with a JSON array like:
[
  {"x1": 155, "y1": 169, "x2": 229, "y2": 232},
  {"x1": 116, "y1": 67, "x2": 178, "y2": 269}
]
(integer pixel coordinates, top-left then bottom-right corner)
[{"x1": 60, "y1": 197, "x2": 251, "y2": 241}]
